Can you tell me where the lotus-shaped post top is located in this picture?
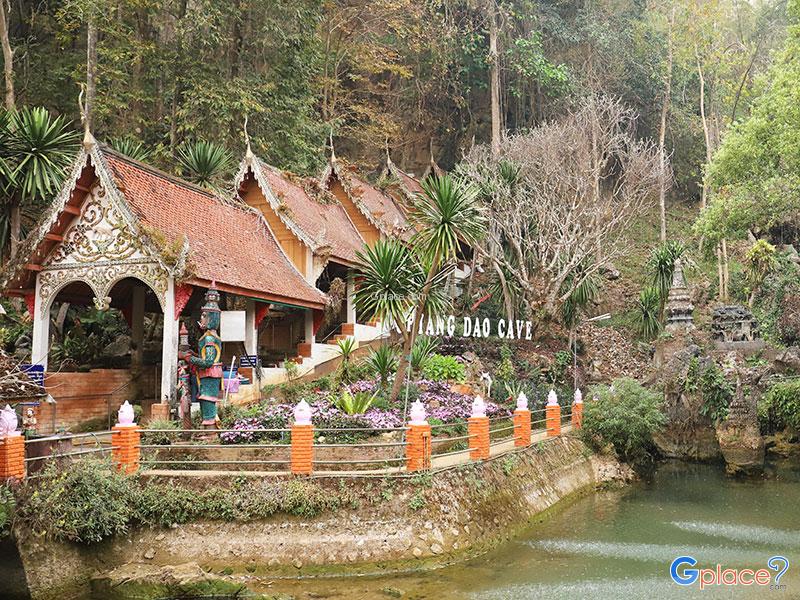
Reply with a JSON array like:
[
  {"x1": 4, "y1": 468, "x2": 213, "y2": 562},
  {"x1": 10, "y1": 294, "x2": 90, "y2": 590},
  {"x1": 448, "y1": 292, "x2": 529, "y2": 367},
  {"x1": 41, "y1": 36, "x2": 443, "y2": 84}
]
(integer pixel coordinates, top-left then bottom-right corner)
[
  {"x1": 547, "y1": 389, "x2": 559, "y2": 406},
  {"x1": 471, "y1": 395, "x2": 487, "y2": 418},
  {"x1": 574, "y1": 388, "x2": 583, "y2": 404},
  {"x1": 0, "y1": 404, "x2": 19, "y2": 437},
  {"x1": 117, "y1": 400, "x2": 135, "y2": 426},
  {"x1": 293, "y1": 399, "x2": 312, "y2": 425},
  {"x1": 516, "y1": 392, "x2": 529, "y2": 411},
  {"x1": 409, "y1": 400, "x2": 428, "y2": 426}
]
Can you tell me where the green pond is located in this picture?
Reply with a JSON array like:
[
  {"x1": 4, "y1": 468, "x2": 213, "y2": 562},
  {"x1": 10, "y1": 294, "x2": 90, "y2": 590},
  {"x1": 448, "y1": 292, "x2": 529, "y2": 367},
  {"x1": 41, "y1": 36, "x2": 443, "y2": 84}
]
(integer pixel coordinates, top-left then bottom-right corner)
[{"x1": 255, "y1": 460, "x2": 800, "y2": 599}]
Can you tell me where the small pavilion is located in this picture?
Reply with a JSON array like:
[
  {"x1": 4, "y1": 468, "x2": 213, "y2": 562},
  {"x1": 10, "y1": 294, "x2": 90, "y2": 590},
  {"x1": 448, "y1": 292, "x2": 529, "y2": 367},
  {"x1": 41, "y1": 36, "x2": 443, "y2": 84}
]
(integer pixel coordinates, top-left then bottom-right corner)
[{"x1": 1, "y1": 138, "x2": 325, "y2": 420}]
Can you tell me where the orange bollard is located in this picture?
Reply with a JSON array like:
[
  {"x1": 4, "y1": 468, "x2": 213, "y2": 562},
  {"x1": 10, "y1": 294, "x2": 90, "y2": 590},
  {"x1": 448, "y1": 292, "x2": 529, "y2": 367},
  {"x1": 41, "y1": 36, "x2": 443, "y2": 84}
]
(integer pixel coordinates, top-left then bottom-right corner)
[
  {"x1": 546, "y1": 390, "x2": 561, "y2": 437},
  {"x1": 572, "y1": 389, "x2": 584, "y2": 429},
  {"x1": 468, "y1": 396, "x2": 490, "y2": 460},
  {"x1": 112, "y1": 424, "x2": 141, "y2": 474},
  {"x1": 291, "y1": 424, "x2": 314, "y2": 474},
  {"x1": 0, "y1": 434, "x2": 25, "y2": 481},
  {"x1": 513, "y1": 392, "x2": 531, "y2": 447},
  {"x1": 406, "y1": 424, "x2": 432, "y2": 471}
]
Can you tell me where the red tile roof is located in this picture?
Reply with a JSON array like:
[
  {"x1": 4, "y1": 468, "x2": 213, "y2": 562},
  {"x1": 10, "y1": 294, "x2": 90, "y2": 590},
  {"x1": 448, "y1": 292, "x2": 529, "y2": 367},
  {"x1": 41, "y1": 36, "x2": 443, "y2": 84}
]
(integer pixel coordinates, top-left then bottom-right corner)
[
  {"x1": 344, "y1": 172, "x2": 412, "y2": 235},
  {"x1": 393, "y1": 166, "x2": 424, "y2": 196},
  {"x1": 257, "y1": 163, "x2": 365, "y2": 264},
  {"x1": 105, "y1": 152, "x2": 324, "y2": 309}
]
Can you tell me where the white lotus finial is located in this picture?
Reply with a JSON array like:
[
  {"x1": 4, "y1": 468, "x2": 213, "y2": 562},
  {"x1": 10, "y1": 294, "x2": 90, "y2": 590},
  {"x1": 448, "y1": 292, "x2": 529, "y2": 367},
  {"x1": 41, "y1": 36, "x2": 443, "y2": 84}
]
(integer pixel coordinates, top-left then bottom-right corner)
[
  {"x1": 0, "y1": 404, "x2": 19, "y2": 436},
  {"x1": 117, "y1": 401, "x2": 135, "y2": 426},
  {"x1": 471, "y1": 395, "x2": 487, "y2": 418},
  {"x1": 547, "y1": 389, "x2": 559, "y2": 406},
  {"x1": 409, "y1": 400, "x2": 427, "y2": 426},
  {"x1": 516, "y1": 392, "x2": 529, "y2": 411},
  {"x1": 293, "y1": 399, "x2": 312, "y2": 425},
  {"x1": 573, "y1": 388, "x2": 583, "y2": 404}
]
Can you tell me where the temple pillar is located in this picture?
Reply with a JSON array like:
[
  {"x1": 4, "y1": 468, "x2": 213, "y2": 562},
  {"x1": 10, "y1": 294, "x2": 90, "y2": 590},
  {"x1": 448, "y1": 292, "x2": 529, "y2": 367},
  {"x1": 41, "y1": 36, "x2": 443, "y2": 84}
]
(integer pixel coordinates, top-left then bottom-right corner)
[
  {"x1": 31, "y1": 273, "x2": 49, "y2": 370},
  {"x1": 159, "y1": 277, "x2": 179, "y2": 404},
  {"x1": 245, "y1": 298, "x2": 257, "y2": 355},
  {"x1": 304, "y1": 309, "x2": 314, "y2": 344},
  {"x1": 131, "y1": 286, "x2": 145, "y2": 367},
  {"x1": 304, "y1": 248, "x2": 315, "y2": 285},
  {"x1": 346, "y1": 274, "x2": 356, "y2": 324}
]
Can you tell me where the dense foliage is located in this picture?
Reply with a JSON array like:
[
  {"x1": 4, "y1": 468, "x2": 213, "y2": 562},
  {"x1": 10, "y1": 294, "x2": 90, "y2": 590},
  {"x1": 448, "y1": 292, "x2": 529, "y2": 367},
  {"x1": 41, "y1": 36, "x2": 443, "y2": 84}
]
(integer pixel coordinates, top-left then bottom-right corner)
[
  {"x1": 581, "y1": 378, "x2": 665, "y2": 468},
  {"x1": 759, "y1": 379, "x2": 800, "y2": 433},
  {"x1": 11, "y1": 459, "x2": 360, "y2": 543}
]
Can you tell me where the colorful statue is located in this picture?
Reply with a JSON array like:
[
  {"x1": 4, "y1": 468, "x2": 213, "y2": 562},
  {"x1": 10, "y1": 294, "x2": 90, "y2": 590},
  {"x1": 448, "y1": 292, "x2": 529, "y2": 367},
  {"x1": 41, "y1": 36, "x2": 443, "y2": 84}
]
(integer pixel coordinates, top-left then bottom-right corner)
[
  {"x1": 22, "y1": 407, "x2": 37, "y2": 436},
  {"x1": 179, "y1": 284, "x2": 223, "y2": 428}
]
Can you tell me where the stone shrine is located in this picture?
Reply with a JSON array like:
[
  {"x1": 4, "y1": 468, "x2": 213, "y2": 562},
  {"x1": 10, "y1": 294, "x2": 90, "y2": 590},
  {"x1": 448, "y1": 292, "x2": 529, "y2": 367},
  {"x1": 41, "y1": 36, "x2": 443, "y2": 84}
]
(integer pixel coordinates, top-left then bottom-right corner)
[{"x1": 665, "y1": 259, "x2": 694, "y2": 331}]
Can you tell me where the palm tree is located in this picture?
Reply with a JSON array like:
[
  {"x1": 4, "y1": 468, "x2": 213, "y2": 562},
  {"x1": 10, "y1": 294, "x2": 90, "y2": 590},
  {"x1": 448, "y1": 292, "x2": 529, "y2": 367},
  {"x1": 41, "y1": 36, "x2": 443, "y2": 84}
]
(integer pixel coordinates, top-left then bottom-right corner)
[
  {"x1": 357, "y1": 173, "x2": 485, "y2": 403},
  {"x1": 176, "y1": 140, "x2": 232, "y2": 189},
  {"x1": 109, "y1": 136, "x2": 151, "y2": 162},
  {"x1": 2, "y1": 106, "x2": 78, "y2": 260}
]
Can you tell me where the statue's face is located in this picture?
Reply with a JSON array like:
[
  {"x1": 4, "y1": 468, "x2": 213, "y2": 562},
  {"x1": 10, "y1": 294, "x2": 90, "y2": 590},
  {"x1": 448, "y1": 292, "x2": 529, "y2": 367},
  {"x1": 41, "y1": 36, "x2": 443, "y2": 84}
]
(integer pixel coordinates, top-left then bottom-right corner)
[{"x1": 198, "y1": 310, "x2": 210, "y2": 330}]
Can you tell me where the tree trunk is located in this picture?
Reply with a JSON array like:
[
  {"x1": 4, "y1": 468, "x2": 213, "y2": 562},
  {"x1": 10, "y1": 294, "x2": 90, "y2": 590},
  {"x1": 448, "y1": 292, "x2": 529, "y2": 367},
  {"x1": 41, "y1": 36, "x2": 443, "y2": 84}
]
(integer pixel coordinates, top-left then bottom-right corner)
[
  {"x1": 487, "y1": 0, "x2": 501, "y2": 159},
  {"x1": 0, "y1": 0, "x2": 15, "y2": 111},
  {"x1": 9, "y1": 198, "x2": 19, "y2": 258},
  {"x1": 85, "y1": 14, "x2": 97, "y2": 132},
  {"x1": 696, "y1": 48, "x2": 712, "y2": 212},
  {"x1": 492, "y1": 260, "x2": 514, "y2": 323},
  {"x1": 657, "y1": 5, "x2": 675, "y2": 243},
  {"x1": 721, "y1": 238, "x2": 730, "y2": 301}
]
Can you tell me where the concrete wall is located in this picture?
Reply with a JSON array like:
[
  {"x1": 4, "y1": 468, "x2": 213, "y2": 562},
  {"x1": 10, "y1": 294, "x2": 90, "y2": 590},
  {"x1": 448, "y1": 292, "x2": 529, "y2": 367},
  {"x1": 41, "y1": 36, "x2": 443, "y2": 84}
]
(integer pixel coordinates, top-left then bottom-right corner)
[
  {"x1": 14, "y1": 437, "x2": 631, "y2": 599},
  {"x1": 39, "y1": 368, "x2": 160, "y2": 433}
]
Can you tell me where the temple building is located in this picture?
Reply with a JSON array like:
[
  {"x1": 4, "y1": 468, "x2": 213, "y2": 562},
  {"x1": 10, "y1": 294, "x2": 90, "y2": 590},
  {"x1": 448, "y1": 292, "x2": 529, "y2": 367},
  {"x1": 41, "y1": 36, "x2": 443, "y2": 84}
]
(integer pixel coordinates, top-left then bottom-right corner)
[{"x1": 0, "y1": 138, "x2": 328, "y2": 422}]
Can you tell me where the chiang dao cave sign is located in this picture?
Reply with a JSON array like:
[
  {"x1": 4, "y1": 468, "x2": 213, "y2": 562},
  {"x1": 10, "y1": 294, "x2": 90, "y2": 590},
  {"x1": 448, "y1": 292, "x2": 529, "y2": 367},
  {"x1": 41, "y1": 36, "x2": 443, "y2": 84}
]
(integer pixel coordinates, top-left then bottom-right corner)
[{"x1": 401, "y1": 314, "x2": 533, "y2": 340}]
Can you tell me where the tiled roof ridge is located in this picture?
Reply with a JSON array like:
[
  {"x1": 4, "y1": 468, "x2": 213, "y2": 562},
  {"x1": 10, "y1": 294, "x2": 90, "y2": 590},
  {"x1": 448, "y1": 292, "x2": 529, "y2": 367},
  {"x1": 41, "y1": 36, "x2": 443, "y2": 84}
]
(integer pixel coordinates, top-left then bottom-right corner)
[
  {"x1": 325, "y1": 156, "x2": 412, "y2": 237},
  {"x1": 232, "y1": 154, "x2": 318, "y2": 251}
]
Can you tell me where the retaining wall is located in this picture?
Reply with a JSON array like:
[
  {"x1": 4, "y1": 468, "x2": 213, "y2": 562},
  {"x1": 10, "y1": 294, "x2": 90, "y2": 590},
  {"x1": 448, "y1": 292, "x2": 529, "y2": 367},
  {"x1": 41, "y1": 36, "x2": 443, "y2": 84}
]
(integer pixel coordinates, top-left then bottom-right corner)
[{"x1": 15, "y1": 436, "x2": 631, "y2": 600}]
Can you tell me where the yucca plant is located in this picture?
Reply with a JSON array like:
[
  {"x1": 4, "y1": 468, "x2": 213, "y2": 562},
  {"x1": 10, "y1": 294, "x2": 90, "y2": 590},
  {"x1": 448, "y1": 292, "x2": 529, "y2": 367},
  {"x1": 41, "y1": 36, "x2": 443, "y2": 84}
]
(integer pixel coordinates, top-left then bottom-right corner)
[
  {"x1": 331, "y1": 389, "x2": 377, "y2": 415},
  {"x1": 109, "y1": 136, "x2": 151, "y2": 161},
  {"x1": 561, "y1": 268, "x2": 601, "y2": 329},
  {"x1": 2, "y1": 106, "x2": 78, "y2": 259},
  {"x1": 176, "y1": 140, "x2": 232, "y2": 189},
  {"x1": 367, "y1": 344, "x2": 398, "y2": 390},
  {"x1": 634, "y1": 286, "x2": 663, "y2": 340},
  {"x1": 647, "y1": 240, "x2": 686, "y2": 304},
  {"x1": 335, "y1": 337, "x2": 358, "y2": 383},
  {"x1": 410, "y1": 336, "x2": 439, "y2": 375}
]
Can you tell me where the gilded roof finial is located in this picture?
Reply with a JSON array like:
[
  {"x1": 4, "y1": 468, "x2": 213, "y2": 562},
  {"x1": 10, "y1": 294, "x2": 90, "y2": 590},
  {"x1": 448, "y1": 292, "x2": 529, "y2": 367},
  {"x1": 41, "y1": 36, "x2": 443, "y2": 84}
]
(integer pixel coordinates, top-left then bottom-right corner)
[
  {"x1": 78, "y1": 84, "x2": 96, "y2": 150},
  {"x1": 244, "y1": 114, "x2": 253, "y2": 162}
]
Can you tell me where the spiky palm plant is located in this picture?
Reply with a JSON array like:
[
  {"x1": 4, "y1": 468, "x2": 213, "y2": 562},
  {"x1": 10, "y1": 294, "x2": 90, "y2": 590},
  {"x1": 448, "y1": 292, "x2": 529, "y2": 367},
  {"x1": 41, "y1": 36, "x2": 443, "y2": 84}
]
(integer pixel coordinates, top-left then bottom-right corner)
[
  {"x1": 109, "y1": 136, "x2": 151, "y2": 162},
  {"x1": 367, "y1": 344, "x2": 398, "y2": 390},
  {"x1": 2, "y1": 106, "x2": 78, "y2": 259},
  {"x1": 635, "y1": 286, "x2": 663, "y2": 340},
  {"x1": 411, "y1": 173, "x2": 485, "y2": 262},
  {"x1": 410, "y1": 336, "x2": 439, "y2": 375},
  {"x1": 176, "y1": 140, "x2": 232, "y2": 189},
  {"x1": 561, "y1": 268, "x2": 601, "y2": 329}
]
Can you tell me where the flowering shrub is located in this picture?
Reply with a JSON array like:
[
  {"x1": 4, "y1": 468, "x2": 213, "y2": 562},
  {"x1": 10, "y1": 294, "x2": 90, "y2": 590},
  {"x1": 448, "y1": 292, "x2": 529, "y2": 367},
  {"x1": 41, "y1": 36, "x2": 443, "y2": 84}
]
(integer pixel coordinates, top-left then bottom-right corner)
[{"x1": 221, "y1": 379, "x2": 512, "y2": 445}]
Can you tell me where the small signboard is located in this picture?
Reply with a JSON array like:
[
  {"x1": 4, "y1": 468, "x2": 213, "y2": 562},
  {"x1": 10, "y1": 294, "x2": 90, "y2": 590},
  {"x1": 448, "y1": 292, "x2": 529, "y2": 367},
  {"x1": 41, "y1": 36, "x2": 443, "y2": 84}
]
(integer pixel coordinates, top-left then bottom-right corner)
[
  {"x1": 220, "y1": 310, "x2": 246, "y2": 342},
  {"x1": 20, "y1": 364, "x2": 45, "y2": 387}
]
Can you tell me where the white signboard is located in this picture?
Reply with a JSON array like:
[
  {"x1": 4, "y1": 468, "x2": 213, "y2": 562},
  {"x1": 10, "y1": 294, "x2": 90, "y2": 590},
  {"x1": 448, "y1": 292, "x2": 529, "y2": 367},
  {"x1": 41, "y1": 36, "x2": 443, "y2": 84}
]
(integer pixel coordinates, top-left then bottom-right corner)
[{"x1": 220, "y1": 310, "x2": 246, "y2": 342}]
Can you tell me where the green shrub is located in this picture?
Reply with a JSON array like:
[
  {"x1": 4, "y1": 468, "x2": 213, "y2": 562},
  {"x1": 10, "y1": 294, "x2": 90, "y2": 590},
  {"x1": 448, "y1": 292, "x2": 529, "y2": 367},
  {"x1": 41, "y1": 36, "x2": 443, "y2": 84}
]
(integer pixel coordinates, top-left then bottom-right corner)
[
  {"x1": 581, "y1": 378, "x2": 665, "y2": 468},
  {"x1": 685, "y1": 358, "x2": 732, "y2": 424},
  {"x1": 0, "y1": 485, "x2": 14, "y2": 537},
  {"x1": 760, "y1": 380, "x2": 800, "y2": 433},
  {"x1": 421, "y1": 354, "x2": 465, "y2": 382},
  {"x1": 141, "y1": 418, "x2": 179, "y2": 445},
  {"x1": 16, "y1": 460, "x2": 135, "y2": 543}
]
